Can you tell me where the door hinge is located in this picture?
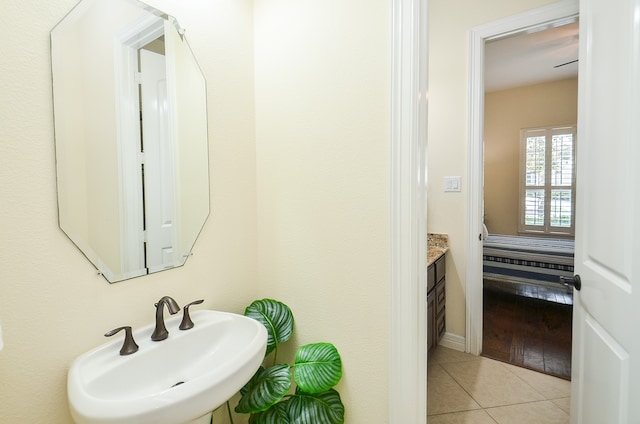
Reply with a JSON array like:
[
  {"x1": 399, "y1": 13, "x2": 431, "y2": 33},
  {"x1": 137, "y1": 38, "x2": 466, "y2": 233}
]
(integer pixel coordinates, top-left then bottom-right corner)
[{"x1": 135, "y1": 71, "x2": 142, "y2": 84}]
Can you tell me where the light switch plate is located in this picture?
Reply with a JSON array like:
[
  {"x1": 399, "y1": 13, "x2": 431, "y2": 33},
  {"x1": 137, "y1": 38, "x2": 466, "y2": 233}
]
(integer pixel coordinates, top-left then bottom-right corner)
[{"x1": 444, "y1": 176, "x2": 461, "y2": 192}]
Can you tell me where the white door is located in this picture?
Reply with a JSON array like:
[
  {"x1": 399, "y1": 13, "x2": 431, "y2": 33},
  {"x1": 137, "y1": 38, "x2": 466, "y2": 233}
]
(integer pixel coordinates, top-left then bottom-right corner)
[
  {"x1": 140, "y1": 48, "x2": 177, "y2": 273},
  {"x1": 570, "y1": 0, "x2": 640, "y2": 422}
]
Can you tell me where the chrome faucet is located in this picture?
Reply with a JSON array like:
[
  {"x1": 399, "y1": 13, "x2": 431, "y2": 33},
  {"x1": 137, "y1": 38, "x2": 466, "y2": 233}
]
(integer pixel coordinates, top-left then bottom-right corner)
[{"x1": 151, "y1": 296, "x2": 180, "y2": 341}]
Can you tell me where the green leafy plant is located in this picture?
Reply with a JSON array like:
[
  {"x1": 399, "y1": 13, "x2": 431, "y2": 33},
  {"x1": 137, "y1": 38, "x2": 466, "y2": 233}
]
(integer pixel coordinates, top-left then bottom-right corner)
[{"x1": 233, "y1": 298, "x2": 344, "y2": 424}]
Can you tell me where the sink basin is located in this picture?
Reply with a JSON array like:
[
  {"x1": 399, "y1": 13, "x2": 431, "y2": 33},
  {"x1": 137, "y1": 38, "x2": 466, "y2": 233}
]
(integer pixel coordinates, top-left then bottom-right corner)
[{"x1": 68, "y1": 310, "x2": 267, "y2": 424}]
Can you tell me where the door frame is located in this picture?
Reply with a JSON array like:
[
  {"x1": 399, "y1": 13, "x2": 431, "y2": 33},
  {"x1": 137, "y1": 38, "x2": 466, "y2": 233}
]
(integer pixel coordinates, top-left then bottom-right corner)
[
  {"x1": 389, "y1": 0, "x2": 429, "y2": 421},
  {"x1": 113, "y1": 17, "x2": 165, "y2": 280},
  {"x1": 465, "y1": 0, "x2": 580, "y2": 355}
]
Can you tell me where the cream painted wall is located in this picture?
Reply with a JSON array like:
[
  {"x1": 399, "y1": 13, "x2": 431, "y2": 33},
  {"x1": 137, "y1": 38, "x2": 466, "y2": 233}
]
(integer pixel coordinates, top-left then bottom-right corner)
[
  {"x1": 0, "y1": 0, "x2": 257, "y2": 422},
  {"x1": 2, "y1": 0, "x2": 390, "y2": 421},
  {"x1": 427, "y1": 0, "x2": 560, "y2": 339},
  {"x1": 253, "y1": 0, "x2": 391, "y2": 422},
  {"x1": 484, "y1": 78, "x2": 578, "y2": 236}
]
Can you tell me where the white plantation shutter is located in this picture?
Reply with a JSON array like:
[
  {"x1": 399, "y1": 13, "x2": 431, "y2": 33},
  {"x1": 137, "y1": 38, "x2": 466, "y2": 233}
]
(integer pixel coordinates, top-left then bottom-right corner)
[{"x1": 520, "y1": 125, "x2": 576, "y2": 236}]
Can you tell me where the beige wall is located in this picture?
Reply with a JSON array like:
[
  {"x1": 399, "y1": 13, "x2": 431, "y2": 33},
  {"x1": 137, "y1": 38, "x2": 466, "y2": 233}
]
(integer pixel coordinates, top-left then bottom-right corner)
[
  {"x1": 2, "y1": 0, "x2": 390, "y2": 422},
  {"x1": 484, "y1": 78, "x2": 578, "y2": 236},
  {"x1": 253, "y1": 0, "x2": 391, "y2": 422},
  {"x1": 427, "y1": 0, "x2": 560, "y2": 339},
  {"x1": 0, "y1": 0, "x2": 257, "y2": 422}
]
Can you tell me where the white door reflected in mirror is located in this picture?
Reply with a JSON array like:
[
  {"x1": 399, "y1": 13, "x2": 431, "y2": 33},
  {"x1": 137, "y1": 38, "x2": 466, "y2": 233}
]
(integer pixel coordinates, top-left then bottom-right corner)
[
  {"x1": 140, "y1": 46, "x2": 177, "y2": 273},
  {"x1": 51, "y1": 0, "x2": 209, "y2": 283}
]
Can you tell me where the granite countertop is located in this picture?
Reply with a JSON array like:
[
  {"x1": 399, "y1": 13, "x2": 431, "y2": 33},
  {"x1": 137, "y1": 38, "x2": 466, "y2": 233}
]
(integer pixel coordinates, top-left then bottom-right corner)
[{"x1": 427, "y1": 233, "x2": 449, "y2": 266}]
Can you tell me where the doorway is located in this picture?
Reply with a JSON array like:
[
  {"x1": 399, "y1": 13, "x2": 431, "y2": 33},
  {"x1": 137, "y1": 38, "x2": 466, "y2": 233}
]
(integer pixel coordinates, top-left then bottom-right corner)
[
  {"x1": 481, "y1": 22, "x2": 578, "y2": 380},
  {"x1": 465, "y1": 1, "x2": 580, "y2": 359}
]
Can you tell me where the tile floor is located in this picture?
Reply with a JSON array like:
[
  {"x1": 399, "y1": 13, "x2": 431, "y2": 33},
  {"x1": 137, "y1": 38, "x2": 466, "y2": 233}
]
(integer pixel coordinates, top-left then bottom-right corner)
[{"x1": 428, "y1": 346, "x2": 571, "y2": 424}]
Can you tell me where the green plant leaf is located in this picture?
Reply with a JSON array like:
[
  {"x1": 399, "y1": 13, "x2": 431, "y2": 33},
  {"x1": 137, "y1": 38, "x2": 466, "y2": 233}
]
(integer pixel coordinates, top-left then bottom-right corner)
[
  {"x1": 235, "y1": 364, "x2": 292, "y2": 414},
  {"x1": 245, "y1": 299, "x2": 294, "y2": 356},
  {"x1": 248, "y1": 401, "x2": 291, "y2": 424},
  {"x1": 294, "y1": 343, "x2": 342, "y2": 393},
  {"x1": 239, "y1": 366, "x2": 264, "y2": 397},
  {"x1": 286, "y1": 389, "x2": 345, "y2": 424}
]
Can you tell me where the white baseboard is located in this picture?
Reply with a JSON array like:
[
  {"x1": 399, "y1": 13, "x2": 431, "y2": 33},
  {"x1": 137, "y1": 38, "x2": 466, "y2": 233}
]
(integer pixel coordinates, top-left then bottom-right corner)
[{"x1": 439, "y1": 332, "x2": 466, "y2": 352}]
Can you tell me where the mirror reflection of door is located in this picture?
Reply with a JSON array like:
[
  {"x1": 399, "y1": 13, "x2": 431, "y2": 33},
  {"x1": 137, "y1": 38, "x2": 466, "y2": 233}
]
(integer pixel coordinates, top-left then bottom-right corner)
[
  {"x1": 51, "y1": 0, "x2": 210, "y2": 283},
  {"x1": 139, "y1": 42, "x2": 177, "y2": 273}
]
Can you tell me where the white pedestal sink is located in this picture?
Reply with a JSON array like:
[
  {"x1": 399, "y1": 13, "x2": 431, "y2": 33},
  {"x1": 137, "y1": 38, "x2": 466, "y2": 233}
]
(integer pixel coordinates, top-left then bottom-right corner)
[{"x1": 68, "y1": 310, "x2": 267, "y2": 424}]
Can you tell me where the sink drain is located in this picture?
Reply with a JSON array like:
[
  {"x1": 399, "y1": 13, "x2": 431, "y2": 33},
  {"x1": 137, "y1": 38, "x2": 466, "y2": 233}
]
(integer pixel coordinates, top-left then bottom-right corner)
[{"x1": 171, "y1": 381, "x2": 185, "y2": 388}]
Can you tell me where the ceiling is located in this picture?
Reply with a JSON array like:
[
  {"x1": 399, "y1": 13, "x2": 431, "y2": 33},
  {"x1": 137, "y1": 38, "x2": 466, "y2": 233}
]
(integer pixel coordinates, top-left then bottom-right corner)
[{"x1": 484, "y1": 21, "x2": 579, "y2": 92}]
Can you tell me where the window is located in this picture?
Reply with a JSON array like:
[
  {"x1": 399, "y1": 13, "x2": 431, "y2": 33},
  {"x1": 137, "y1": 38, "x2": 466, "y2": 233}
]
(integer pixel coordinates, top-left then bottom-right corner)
[{"x1": 519, "y1": 125, "x2": 576, "y2": 236}]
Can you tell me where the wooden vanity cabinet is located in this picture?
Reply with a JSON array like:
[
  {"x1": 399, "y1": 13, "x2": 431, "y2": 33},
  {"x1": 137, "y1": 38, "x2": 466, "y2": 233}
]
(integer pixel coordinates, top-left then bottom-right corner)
[{"x1": 427, "y1": 255, "x2": 446, "y2": 351}]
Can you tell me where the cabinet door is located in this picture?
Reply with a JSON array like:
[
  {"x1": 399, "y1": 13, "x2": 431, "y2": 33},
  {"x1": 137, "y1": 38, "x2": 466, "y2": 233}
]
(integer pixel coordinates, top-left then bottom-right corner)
[
  {"x1": 427, "y1": 290, "x2": 435, "y2": 351},
  {"x1": 435, "y1": 256, "x2": 446, "y2": 284},
  {"x1": 436, "y1": 280, "x2": 446, "y2": 315},
  {"x1": 427, "y1": 264, "x2": 436, "y2": 292},
  {"x1": 435, "y1": 280, "x2": 446, "y2": 342}
]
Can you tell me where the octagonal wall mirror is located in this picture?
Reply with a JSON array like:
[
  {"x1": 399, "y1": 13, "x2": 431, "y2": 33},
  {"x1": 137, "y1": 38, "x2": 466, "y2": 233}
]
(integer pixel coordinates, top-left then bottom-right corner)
[{"x1": 51, "y1": 0, "x2": 210, "y2": 283}]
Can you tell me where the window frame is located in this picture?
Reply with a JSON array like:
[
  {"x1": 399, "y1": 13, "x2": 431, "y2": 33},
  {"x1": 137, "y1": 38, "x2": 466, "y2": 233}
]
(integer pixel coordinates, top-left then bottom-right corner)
[{"x1": 518, "y1": 124, "x2": 577, "y2": 236}]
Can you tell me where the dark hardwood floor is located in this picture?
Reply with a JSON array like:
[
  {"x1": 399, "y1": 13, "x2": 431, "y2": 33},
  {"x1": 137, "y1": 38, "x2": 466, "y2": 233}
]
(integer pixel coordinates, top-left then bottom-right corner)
[{"x1": 482, "y1": 281, "x2": 573, "y2": 380}]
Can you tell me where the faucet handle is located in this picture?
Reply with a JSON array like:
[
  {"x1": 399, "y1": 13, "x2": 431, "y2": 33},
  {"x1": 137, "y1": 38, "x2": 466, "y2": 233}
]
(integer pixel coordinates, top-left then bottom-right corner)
[
  {"x1": 179, "y1": 299, "x2": 204, "y2": 330},
  {"x1": 105, "y1": 326, "x2": 139, "y2": 355}
]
